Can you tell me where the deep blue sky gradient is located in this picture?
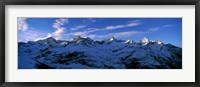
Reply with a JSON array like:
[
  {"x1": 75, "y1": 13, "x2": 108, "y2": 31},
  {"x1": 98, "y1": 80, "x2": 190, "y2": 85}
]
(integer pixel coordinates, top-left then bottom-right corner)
[{"x1": 18, "y1": 18, "x2": 182, "y2": 47}]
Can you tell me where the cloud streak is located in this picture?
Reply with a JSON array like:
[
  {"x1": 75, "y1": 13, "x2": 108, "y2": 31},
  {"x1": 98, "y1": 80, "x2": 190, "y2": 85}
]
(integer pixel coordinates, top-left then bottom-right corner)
[
  {"x1": 18, "y1": 18, "x2": 29, "y2": 31},
  {"x1": 70, "y1": 25, "x2": 86, "y2": 30},
  {"x1": 65, "y1": 20, "x2": 142, "y2": 39},
  {"x1": 67, "y1": 30, "x2": 146, "y2": 41},
  {"x1": 149, "y1": 27, "x2": 160, "y2": 31},
  {"x1": 149, "y1": 24, "x2": 173, "y2": 32},
  {"x1": 106, "y1": 25, "x2": 124, "y2": 30},
  {"x1": 52, "y1": 18, "x2": 68, "y2": 39},
  {"x1": 34, "y1": 33, "x2": 53, "y2": 41},
  {"x1": 67, "y1": 31, "x2": 98, "y2": 40},
  {"x1": 162, "y1": 24, "x2": 172, "y2": 28},
  {"x1": 105, "y1": 20, "x2": 140, "y2": 30},
  {"x1": 108, "y1": 31, "x2": 146, "y2": 38},
  {"x1": 18, "y1": 30, "x2": 48, "y2": 42},
  {"x1": 71, "y1": 32, "x2": 87, "y2": 36}
]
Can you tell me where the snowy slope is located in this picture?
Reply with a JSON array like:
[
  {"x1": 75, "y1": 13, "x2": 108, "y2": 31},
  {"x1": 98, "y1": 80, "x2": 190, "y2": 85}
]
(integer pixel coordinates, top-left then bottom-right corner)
[{"x1": 18, "y1": 36, "x2": 182, "y2": 69}]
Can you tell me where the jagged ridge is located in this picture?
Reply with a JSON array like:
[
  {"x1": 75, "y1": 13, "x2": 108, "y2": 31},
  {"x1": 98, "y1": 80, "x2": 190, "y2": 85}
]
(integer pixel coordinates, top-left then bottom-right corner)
[{"x1": 18, "y1": 36, "x2": 182, "y2": 69}]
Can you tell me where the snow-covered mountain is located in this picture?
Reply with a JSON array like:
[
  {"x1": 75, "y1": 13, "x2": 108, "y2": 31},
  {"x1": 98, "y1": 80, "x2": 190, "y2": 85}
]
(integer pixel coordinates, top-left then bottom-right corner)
[{"x1": 18, "y1": 36, "x2": 182, "y2": 69}]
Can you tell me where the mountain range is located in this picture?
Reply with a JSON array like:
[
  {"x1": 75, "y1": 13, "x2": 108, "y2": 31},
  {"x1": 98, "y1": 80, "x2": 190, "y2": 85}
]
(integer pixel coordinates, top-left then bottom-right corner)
[{"x1": 18, "y1": 36, "x2": 182, "y2": 69}]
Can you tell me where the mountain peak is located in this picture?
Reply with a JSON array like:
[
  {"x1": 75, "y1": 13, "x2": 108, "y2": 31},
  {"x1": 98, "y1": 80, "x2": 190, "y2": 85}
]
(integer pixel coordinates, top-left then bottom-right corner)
[
  {"x1": 85, "y1": 37, "x2": 94, "y2": 42},
  {"x1": 109, "y1": 36, "x2": 116, "y2": 41},
  {"x1": 41, "y1": 37, "x2": 56, "y2": 42},
  {"x1": 126, "y1": 40, "x2": 134, "y2": 44},
  {"x1": 73, "y1": 35, "x2": 83, "y2": 41},
  {"x1": 35, "y1": 37, "x2": 57, "y2": 45},
  {"x1": 75, "y1": 35, "x2": 82, "y2": 39},
  {"x1": 140, "y1": 37, "x2": 150, "y2": 43},
  {"x1": 46, "y1": 37, "x2": 56, "y2": 40},
  {"x1": 86, "y1": 37, "x2": 92, "y2": 40},
  {"x1": 155, "y1": 40, "x2": 163, "y2": 44}
]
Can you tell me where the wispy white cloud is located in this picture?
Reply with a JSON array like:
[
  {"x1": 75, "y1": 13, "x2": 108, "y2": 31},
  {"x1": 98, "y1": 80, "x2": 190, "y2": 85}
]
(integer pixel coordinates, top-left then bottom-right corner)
[
  {"x1": 47, "y1": 33, "x2": 53, "y2": 37},
  {"x1": 52, "y1": 28, "x2": 65, "y2": 38},
  {"x1": 18, "y1": 18, "x2": 29, "y2": 31},
  {"x1": 87, "y1": 28, "x2": 96, "y2": 30},
  {"x1": 68, "y1": 31, "x2": 98, "y2": 39},
  {"x1": 28, "y1": 19, "x2": 143, "y2": 41},
  {"x1": 106, "y1": 25, "x2": 125, "y2": 30},
  {"x1": 105, "y1": 20, "x2": 140, "y2": 30},
  {"x1": 149, "y1": 24, "x2": 173, "y2": 32},
  {"x1": 162, "y1": 24, "x2": 172, "y2": 28},
  {"x1": 71, "y1": 32, "x2": 87, "y2": 36},
  {"x1": 53, "y1": 20, "x2": 142, "y2": 40},
  {"x1": 34, "y1": 33, "x2": 53, "y2": 41},
  {"x1": 18, "y1": 18, "x2": 69, "y2": 41},
  {"x1": 29, "y1": 18, "x2": 68, "y2": 41},
  {"x1": 70, "y1": 25, "x2": 86, "y2": 30},
  {"x1": 86, "y1": 28, "x2": 103, "y2": 33},
  {"x1": 63, "y1": 30, "x2": 147, "y2": 41},
  {"x1": 52, "y1": 18, "x2": 68, "y2": 39},
  {"x1": 149, "y1": 27, "x2": 160, "y2": 31},
  {"x1": 52, "y1": 18, "x2": 68, "y2": 29},
  {"x1": 126, "y1": 22, "x2": 140, "y2": 27},
  {"x1": 18, "y1": 30, "x2": 48, "y2": 42},
  {"x1": 87, "y1": 35, "x2": 97, "y2": 39},
  {"x1": 126, "y1": 20, "x2": 141, "y2": 27},
  {"x1": 108, "y1": 31, "x2": 146, "y2": 38},
  {"x1": 69, "y1": 20, "x2": 141, "y2": 34}
]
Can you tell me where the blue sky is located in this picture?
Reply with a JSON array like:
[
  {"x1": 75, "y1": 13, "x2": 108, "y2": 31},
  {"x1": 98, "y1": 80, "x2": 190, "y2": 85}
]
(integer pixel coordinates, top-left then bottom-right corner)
[{"x1": 18, "y1": 18, "x2": 182, "y2": 47}]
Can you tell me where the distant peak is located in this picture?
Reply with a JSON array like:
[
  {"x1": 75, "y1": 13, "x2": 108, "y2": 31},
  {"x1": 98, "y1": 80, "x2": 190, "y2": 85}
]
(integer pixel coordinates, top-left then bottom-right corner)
[
  {"x1": 86, "y1": 37, "x2": 92, "y2": 39},
  {"x1": 42, "y1": 37, "x2": 56, "y2": 42},
  {"x1": 46, "y1": 37, "x2": 55, "y2": 40},
  {"x1": 35, "y1": 37, "x2": 57, "y2": 44},
  {"x1": 109, "y1": 36, "x2": 116, "y2": 41},
  {"x1": 73, "y1": 35, "x2": 83, "y2": 41},
  {"x1": 140, "y1": 37, "x2": 150, "y2": 43},
  {"x1": 155, "y1": 40, "x2": 163, "y2": 44},
  {"x1": 142, "y1": 37, "x2": 149, "y2": 40},
  {"x1": 86, "y1": 37, "x2": 94, "y2": 41},
  {"x1": 126, "y1": 40, "x2": 134, "y2": 44},
  {"x1": 75, "y1": 35, "x2": 82, "y2": 39}
]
